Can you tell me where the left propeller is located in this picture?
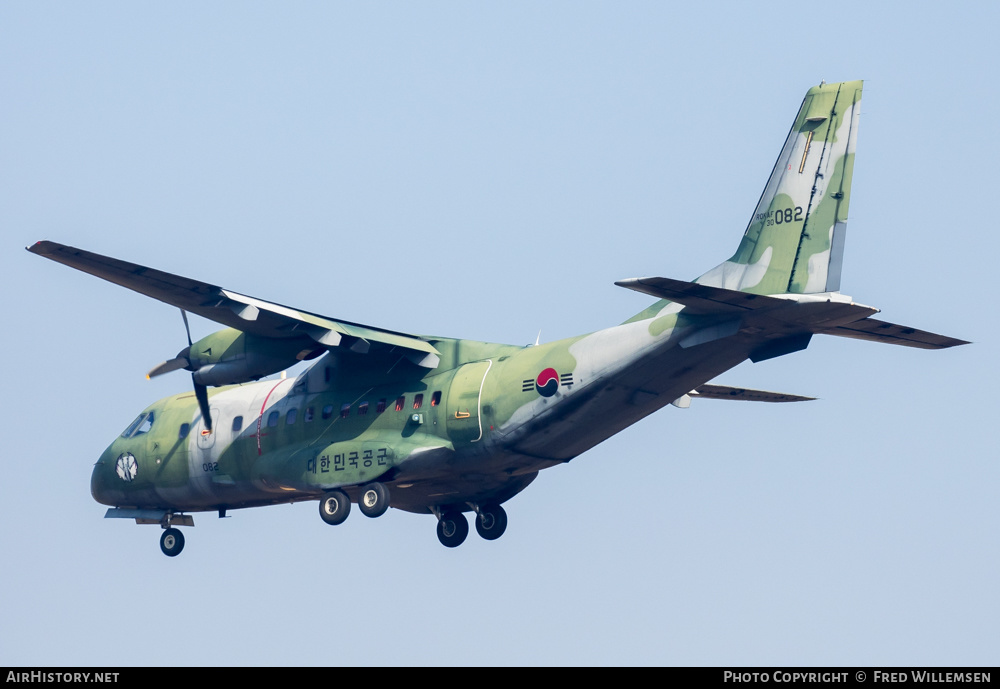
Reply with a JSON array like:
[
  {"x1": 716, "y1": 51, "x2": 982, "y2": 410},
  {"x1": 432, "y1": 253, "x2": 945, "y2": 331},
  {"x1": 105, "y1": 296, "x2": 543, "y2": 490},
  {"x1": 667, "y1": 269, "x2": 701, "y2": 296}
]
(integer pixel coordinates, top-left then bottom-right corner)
[
  {"x1": 146, "y1": 352, "x2": 190, "y2": 378},
  {"x1": 146, "y1": 310, "x2": 213, "y2": 433}
]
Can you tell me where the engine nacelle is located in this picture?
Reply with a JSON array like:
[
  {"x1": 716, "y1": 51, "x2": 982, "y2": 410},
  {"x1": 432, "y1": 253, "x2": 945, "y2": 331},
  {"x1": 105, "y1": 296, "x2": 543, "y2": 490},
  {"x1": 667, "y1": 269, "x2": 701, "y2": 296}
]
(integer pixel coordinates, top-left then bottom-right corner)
[{"x1": 186, "y1": 328, "x2": 322, "y2": 386}]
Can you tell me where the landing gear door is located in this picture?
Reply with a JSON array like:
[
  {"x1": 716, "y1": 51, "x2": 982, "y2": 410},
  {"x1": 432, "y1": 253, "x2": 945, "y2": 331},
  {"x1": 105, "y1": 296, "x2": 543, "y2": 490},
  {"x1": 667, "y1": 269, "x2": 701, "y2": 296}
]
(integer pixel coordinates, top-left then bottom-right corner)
[{"x1": 446, "y1": 360, "x2": 492, "y2": 446}]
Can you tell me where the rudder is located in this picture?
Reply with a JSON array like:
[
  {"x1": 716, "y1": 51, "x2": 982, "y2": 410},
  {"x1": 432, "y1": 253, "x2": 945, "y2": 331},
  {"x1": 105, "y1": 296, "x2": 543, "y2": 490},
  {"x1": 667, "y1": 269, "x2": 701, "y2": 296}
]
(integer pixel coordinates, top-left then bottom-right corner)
[{"x1": 697, "y1": 80, "x2": 863, "y2": 295}]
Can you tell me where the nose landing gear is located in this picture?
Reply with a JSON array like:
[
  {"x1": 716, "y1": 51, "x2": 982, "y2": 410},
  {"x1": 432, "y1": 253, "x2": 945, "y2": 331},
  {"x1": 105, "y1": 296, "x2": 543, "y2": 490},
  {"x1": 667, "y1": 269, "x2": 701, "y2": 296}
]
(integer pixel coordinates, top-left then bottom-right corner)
[
  {"x1": 103, "y1": 509, "x2": 194, "y2": 558},
  {"x1": 159, "y1": 527, "x2": 185, "y2": 557}
]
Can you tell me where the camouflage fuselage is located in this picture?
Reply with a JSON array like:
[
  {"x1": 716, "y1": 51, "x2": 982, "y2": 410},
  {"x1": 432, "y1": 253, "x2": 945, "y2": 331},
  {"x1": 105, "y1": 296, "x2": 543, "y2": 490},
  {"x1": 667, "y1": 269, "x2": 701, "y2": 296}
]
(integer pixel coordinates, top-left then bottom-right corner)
[{"x1": 93, "y1": 305, "x2": 748, "y2": 516}]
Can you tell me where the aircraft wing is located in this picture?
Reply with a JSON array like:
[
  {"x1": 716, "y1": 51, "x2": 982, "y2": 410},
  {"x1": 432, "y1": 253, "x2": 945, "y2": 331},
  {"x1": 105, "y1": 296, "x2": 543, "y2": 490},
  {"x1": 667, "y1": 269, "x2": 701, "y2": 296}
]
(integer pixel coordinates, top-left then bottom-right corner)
[{"x1": 27, "y1": 240, "x2": 441, "y2": 366}]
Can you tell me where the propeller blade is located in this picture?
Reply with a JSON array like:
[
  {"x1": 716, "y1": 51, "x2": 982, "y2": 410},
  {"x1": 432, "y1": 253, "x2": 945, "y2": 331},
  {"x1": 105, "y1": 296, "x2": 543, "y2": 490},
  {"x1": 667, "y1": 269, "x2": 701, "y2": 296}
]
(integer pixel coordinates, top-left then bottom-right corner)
[
  {"x1": 146, "y1": 356, "x2": 189, "y2": 379},
  {"x1": 194, "y1": 377, "x2": 212, "y2": 433},
  {"x1": 181, "y1": 309, "x2": 193, "y2": 346}
]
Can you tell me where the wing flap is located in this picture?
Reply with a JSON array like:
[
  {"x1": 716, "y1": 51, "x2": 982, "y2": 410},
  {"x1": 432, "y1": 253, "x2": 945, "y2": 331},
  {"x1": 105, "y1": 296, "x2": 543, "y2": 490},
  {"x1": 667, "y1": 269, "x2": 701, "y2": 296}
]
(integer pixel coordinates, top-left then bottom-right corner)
[{"x1": 28, "y1": 241, "x2": 440, "y2": 362}]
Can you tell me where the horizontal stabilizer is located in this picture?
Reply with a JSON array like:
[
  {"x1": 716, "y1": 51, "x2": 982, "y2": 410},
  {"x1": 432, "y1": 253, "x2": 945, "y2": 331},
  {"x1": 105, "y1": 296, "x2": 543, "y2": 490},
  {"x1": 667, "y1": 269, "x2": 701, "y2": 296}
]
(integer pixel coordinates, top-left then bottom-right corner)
[
  {"x1": 616, "y1": 276, "x2": 878, "y2": 327},
  {"x1": 691, "y1": 384, "x2": 815, "y2": 403},
  {"x1": 819, "y1": 318, "x2": 969, "y2": 350},
  {"x1": 28, "y1": 241, "x2": 441, "y2": 366},
  {"x1": 616, "y1": 276, "x2": 781, "y2": 313}
]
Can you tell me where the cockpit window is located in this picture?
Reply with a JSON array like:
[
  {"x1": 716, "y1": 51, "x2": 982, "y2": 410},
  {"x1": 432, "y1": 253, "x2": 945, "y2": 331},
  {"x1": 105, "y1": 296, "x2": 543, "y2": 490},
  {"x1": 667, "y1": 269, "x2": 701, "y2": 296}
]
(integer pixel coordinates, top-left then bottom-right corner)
[
  {"x1": 122, "y1": 414, "x2": 144, "y2": 438},
  {"x1": 121, "y1": 412, "x2": 155, "y2": 438}
]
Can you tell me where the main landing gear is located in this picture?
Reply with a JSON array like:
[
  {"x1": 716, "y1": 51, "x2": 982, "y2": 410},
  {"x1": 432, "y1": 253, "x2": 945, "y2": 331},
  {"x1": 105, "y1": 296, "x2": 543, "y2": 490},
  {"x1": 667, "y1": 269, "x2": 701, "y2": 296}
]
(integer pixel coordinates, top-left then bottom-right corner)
[
  {"x1": 434, "y1": 503, "x2": 508, "y2": 547},
  {"x1": 358, "y1": 482, "x2": 390, "y2": 518},
  {"x1": 315, "y1": 485, "x2": 509, "y2": 548},
  {"x1": 474, "y1": 504, "x2": 508, "y2": 541},
  {"x1": 318, "y1": 489, "x2": 351, "y2": 525},
  {"x1": 436, "y1": 511, "x2": 469, "y2": 548},
  {"x1": 318, "y1": 482, "x2": 390, "y2": 526}
]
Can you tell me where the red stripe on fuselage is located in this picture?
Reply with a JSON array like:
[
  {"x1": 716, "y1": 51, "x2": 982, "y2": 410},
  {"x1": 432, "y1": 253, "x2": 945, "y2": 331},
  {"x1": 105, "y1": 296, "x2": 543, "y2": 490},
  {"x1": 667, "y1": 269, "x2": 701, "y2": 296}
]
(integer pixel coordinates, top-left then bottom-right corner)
[{"x1": 255, "y1": 379, "x2": 290, "y2": 456}]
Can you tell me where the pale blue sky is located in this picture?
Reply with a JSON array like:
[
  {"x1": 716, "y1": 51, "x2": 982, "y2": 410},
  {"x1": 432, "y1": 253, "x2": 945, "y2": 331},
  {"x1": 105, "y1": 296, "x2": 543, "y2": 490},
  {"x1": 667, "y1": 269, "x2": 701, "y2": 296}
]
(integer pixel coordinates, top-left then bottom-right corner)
[{"x1": 2, "y1": 1, "x2": 996, "y2": 666}]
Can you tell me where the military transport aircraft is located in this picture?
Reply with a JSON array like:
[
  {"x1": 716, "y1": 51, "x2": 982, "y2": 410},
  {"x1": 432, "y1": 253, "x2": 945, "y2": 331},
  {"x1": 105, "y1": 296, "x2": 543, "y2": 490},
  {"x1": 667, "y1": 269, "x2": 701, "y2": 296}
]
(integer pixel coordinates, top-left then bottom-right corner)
[{"x1": 29, "y1": 80, "x2": 966, "y2": 556}]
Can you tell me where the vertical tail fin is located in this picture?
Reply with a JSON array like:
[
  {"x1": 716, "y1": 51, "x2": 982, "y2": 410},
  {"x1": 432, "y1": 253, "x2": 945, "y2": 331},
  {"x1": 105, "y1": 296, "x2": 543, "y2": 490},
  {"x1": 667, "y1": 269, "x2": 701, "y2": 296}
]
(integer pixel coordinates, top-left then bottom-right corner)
[{"x1": 698, "y1": 80, "x2": 862, "y2": 295}]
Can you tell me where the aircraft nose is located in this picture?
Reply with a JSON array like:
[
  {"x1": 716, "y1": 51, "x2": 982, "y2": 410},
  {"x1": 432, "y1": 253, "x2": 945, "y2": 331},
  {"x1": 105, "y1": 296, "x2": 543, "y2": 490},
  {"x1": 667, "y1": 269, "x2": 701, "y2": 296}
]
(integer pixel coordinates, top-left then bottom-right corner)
[{"x1": 91, "y1": 443, "x2": 122, "y2": 507}]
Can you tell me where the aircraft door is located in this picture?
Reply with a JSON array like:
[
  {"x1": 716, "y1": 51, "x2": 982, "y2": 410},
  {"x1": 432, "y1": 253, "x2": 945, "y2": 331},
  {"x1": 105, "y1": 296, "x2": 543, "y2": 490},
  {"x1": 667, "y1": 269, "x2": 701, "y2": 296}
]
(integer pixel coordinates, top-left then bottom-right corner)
[
  {"x1": 189, "y1": 405, "x2": 247, "y2": 500},
  {"x1": 446, "y1": 360, "x2": 492, "y2": 446},
  {"x1": 196, "y1": 407, "x2": 219, "y2": 451}
]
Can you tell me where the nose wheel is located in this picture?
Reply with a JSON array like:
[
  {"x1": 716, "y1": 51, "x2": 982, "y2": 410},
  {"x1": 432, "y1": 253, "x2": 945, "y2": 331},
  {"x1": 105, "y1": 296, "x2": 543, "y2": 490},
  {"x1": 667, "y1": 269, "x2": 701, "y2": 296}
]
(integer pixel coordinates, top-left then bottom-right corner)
[{"x1": 159, "y1": 528, "x2": 185, "y2": 557}]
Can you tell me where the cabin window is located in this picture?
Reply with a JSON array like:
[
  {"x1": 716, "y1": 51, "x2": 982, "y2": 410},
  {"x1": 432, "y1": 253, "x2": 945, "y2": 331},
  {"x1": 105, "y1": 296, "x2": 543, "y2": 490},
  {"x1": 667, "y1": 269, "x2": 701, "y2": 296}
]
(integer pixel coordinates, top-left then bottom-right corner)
[
  {"x1": 232, "y1": 416, "x2": 243, "y2": 433},
  {"x1": 394, "y1": 396, "x2": 405, "y2": 411},
  {"x1": 413, "y1": 394, "x2": 423, "y2": 410},
  {"x1": 179, "y1": 423, "x2": 190, "y2": 439},
  {"x1": 376, "y1": 399, "x2": 387, "y2": 414},
  {"x1": 304, "y1": 407, "x2": 314, "y2": 422},
  {"x1": 431, "y1": 391, "x2": 441, "y2": 407},
  {"x1": 286, "y1": 408, "x2": 298, "y2": 425},
  {"x1": 340, "y1": 404, "x2": 351, "y2": 419},
  {"x1": 322, "y1": 405, "x2": 334, "y2": 420},
  {"x1": 267, "y1": 411, "x2": 279, "y2": 427},
  {"x1": 358, "y1": 401, "x2": 369, "y2": 416}
]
